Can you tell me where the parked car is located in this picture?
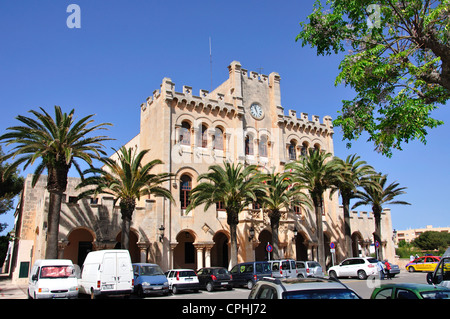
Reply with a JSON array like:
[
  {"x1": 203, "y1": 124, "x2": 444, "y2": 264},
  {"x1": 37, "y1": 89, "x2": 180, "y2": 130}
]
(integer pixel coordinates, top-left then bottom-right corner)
[
  {"x1": 295, "y1": 261, "x2": 308, "y2": 278},
  {"x1": 78, "y1": 249, "x2": 134, "y2": 299},
  {"x1": 132, "y1": 263, "x2": 169, "y2": 297},
  {"x1": 371, "y1": 283, "x2": 450, "y2": 299},
  {"x1": 406, "y1": 256, "x2": 441, "y2": 272},
  {"x1": 427, "y1": 247, "x2": 450, "y2": 288},
  {"x1": 268, "y1": 259, "x2": 297, "y2": 278},
  {"x1": 196, "y1": 267, "x2": 233, "y2": 292},
  {"x1": 248, "y1": 277, "x2": 361, "y2": 299},
  {"x1": 296, "y1": 261, "x2": 323, "y2": 278},
  {"x1": 383, "y1": 260, "x2": 400, "y2": 278},
  {"x1": 28, "y1": 259, "x2": 78, "y2": 299},
  {"x1": 328, "y1": 257, "x2": 378, "y2": 280},
  {"x1": 230, "y1": 261, "x2": 272, "y2": 289},
  {"x1": 166, "y1": 269, "x2": 200, "y2": 294}
]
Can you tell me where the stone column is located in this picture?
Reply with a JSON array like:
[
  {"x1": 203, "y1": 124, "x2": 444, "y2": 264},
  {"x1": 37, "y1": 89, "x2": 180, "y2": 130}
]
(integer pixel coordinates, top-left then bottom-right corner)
[
  {"x1": 137, "y1": 242, "x2": 149, "y2": 263},
  {"x1": 194, "y1": 244, "x2": 204, "y2": 269}
]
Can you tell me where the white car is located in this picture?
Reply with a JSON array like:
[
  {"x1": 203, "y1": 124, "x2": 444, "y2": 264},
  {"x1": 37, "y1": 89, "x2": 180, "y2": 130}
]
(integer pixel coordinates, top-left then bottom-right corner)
[
  {"x1": 166, "y1": 269, "x2": 200, "y2": 294},
  {"x1": 328, "y1": 257, "x2": 378, "y2": 280}
]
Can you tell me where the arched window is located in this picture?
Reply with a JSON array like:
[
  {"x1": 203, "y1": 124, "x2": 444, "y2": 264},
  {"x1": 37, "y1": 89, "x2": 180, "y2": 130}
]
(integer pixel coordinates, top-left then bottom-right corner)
[
  {"x1": 245, "y1": 135, "x2": 254, "y2": 155},
  {"x1": 259, "y1": 135, "x2": 268, "y2": 157},
  {"x1": 197, "y1": 124, "x2": 208, "y2": 148},
  {"x1": 289, "y1": 140, "x2": 297, "y2": 160},
  {"x1": 301, "y1": 142, "x2": 309, "y2": 157},
  {"x1": 180, "y1": 121, "x2": 191, "y2": 146},
  {"x1": 213, "y1": 127, "x2": 224, "y2": 150},
  {"x1": 180, "y1": 175, "x2": 192, "y2": 209}
]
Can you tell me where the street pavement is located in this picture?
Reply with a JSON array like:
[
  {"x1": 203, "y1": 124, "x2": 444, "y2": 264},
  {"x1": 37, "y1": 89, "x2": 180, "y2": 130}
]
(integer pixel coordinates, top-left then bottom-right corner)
[{"x1": 0, "y1": 270, "x2": 430, "y2": 300}]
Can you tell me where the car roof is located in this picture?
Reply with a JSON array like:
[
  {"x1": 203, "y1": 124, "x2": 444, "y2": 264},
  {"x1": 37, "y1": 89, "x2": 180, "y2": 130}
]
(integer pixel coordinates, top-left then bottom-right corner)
[
  {"x1": 261, "y1": 277, "x2": 349, "y2": 292},
  {"x1": 376, "y1": 283, "x2": 450, "y2": 292}
]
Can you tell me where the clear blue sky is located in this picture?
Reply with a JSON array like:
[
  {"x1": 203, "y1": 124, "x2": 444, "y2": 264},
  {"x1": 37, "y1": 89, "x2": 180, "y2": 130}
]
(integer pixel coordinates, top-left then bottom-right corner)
[{"x1": 1, "y1": 0, "x2": 449, "y2": 235}]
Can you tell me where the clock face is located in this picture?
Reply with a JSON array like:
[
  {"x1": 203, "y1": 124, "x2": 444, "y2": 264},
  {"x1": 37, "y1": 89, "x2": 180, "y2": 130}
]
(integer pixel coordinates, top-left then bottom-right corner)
[{"x1": 250, "y1": 103, "x2": 263, "y2": 119}]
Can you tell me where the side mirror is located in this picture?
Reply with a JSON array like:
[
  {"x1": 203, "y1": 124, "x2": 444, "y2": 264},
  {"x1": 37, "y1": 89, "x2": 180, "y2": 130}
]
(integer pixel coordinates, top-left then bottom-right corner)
[{"x1": 31, "y1": 274, "x2": 38, "y2": 281}]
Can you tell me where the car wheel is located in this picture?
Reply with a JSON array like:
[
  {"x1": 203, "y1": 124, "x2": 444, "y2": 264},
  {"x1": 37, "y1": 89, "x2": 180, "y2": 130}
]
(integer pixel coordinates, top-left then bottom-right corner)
[
  {"x1": 206, "y1": 281, "x2": 214, "y2": 292},
  {"x1": 172, "y1": 285, "x2": 178, "y2": 294},
  {"x1": 297, "y1": 273, "x2": 305, "y2": 278},
  {"x1": 408, "y1": 266, "x2": 415, "y2": 272},
  {"x1": 246, "y1": 280, "x2": 254, "y2": 289},
  {"x1": 357, "y1": 270, "x2": 367, "y2": 280},
  {"x1": 329, "y1": 270, "x2": 337, "y2": 279}
]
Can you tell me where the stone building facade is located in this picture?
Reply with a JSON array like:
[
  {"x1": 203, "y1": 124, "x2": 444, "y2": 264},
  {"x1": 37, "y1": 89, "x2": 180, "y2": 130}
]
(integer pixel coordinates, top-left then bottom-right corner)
[{"x1": 7, "y1": 61, "x2": 396, "y2": 283}]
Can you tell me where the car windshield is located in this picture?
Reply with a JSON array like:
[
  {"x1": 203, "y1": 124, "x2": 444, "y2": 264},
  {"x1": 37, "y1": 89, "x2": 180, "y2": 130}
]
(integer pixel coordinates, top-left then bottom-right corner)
[
  {"x1": 40, "y1": 266, "x2": 75, "y2": 279},
  {"x1": 307, "y1": 262, "x2": 321, "y2": 267},
  {"x1": 420, "y1": 290, "x2": 450, "y2": 299},
  {"x1": 140, "y1": 265, "x2": 164, "y2": 276},
  {"x1": 283, "y1": 289, "x2": 360, "y2": 299}
]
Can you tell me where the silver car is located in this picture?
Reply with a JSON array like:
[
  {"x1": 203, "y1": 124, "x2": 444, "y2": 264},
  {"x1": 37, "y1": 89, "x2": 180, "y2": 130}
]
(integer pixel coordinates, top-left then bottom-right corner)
[
  {"x1": 249, "y1": 277, "x2": 361, "y2": 299},
  {"x1": 296, "y1": 261, "x2": 323, "y2": 277}
]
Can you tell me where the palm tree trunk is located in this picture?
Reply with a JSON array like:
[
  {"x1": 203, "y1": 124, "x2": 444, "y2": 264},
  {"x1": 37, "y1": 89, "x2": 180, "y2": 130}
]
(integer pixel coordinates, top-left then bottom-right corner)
[
  {"x1": 314, "y1": 195, "x2": 326, "y2": 271},
  {"x1": 45, "y1": 165, "x2": 69, "y2": 259},
  {"x1": 45, "y1": 191, "x2": 63, "y2": 259},
  {"x1": 373, "y1": 205, "x2": 383, "y2": 260},
  {"x1": 342, "y1": 196, "x2": 353, "y2": 257},
  {"x1": 227, "y1": 209, "x2": 239, "y2": 268},
  {"x1": 120, "y1": 199, "x2": 136, "y2": 251},
  {"x1": 269, "y1": 210, "x2": 281, "y2": 260}
]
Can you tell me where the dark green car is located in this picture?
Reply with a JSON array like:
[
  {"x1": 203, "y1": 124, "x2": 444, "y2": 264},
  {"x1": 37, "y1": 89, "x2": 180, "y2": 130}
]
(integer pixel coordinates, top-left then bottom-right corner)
[{"x1": 371, "y1": 283, "x2": 450, "y2": 299}]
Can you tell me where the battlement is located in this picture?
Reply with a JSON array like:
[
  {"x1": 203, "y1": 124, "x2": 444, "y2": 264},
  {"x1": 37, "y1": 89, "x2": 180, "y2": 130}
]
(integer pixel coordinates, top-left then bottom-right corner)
[
  {"x1": 278, "y1": 109, "x2": 333, "y2": 134},
  {"x1": 140, "y1": 77, "x2": 239, "y2": 117},
  {"x1": 347, "y1": 208, "x2": 392, "y2": 221}
]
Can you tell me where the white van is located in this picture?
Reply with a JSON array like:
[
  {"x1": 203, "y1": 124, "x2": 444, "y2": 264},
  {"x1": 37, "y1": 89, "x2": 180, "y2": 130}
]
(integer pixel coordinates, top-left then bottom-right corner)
[
  {"x1": 269, "y1": 259, "x2": 298, "y2": 278},
  {"x1": 28, "y1": 259, "x2": 78, "y2": 299},
  {"x1": 78, "y1": 249, "x2": 134, "y2": 299}
]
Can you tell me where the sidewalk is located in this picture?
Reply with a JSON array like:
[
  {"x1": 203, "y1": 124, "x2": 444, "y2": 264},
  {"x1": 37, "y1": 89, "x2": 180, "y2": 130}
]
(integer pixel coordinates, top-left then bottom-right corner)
[{"x1": 0, "y1": 274, "x2": 28, "y2": 299}]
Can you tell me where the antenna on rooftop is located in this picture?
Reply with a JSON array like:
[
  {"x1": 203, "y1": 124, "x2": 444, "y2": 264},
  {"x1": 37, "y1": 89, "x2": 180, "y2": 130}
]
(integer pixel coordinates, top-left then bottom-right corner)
[{"x1": 209, "y1": 36, "x2": 213, "y2": 92}]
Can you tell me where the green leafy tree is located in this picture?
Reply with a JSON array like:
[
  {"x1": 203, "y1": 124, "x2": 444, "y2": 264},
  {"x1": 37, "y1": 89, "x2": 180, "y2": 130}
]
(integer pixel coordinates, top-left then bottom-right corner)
[
  {"x1": 296, "y1": 0, "x2": 450, "y2": 156},
  {"x1": 0, "y1": 145, "x2": 24, "y2": 232},
  {"x1": 0, "y1": 106, "x2": 112, "y2": 259},
  {"x1": 353, "y1": 173, "x2": 410, "y2": 259},
  {"x1": 259, "y1": 171, "x2": 311, "y2": 260},
  {"x1": 413, "y1": 231, "x2": 450, "y2": 250},
  {"x1": 77, "y1": 146, "x2": 174, "y2": 250},
  {"x1": 286, "y1": 149, "x2": 340, "y2": 270},
  {"x1": 333, "y1": 154, "x2": 375, "y2": 256},
  {"x1": 186, "y1": 162, "x2": 266, "y2": 267}
]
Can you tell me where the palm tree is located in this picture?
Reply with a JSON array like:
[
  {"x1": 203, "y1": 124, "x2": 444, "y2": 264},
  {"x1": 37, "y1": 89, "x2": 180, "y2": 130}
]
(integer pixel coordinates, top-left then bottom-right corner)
[
  {"x1": 333, "y1": 154, "x2": 375, "y2": 257},
  {"x1": 286, "y1": 148, "x2": 339, "y2": 270},
  {"x1": 76, "y1": 146, "x2": 174, "y2": 250},
  {"x1": 259, "y1": 170, "x2": 311, "y2": 260},
  {"x1": 186, "y1": 162, "x2": 266, "y2": 267},
  {"x1": 352, "y1": 174, "x2": 410, "y2": 260},
  {"x1": 0, "y1": 106, "x2": 112, "y2": 258}
]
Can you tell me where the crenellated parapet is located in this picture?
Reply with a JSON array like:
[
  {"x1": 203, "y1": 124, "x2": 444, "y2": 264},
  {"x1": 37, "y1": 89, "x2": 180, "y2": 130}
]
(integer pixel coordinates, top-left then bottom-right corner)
[
  {"x1": 140, "y1": 77, "x2": 240, "y2": 118},
  {"x1": 278, "y1": 110, "x2": 334, "y2": 135}
]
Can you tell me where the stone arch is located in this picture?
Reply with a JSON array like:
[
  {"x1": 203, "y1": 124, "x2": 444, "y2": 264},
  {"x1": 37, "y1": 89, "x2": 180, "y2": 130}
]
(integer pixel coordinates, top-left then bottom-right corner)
[
  {"x1": 173, "y1": 229, "x2": 198, "y2": 269},
  {"x1": 255, "y1": 229, "x2": 272, "y2": 261},
  {"x1": 295, "y1": 229, "x2": 310, "y2": 261},
  {"x1": 211, "y1": 230, "x2": 230, "y2": 268},
  {"x1": 115, "y1": 228, "x2": 140, "y2": 263},
  {"x1": 63, "y1": 227, "x2": 95, "y2": 266},
  {"x1": 351, "y1": 231, "x2": 365, "y2": 257}
]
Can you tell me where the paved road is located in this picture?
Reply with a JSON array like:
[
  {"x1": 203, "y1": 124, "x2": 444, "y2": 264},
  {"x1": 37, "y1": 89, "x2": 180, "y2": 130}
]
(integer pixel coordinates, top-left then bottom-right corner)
[
  {"x1": 0, "y1": 270, "x2": 429, "y2": 300},
  {"x1": 141, "y1": 270, "x2": 429, "y2": 300}
]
